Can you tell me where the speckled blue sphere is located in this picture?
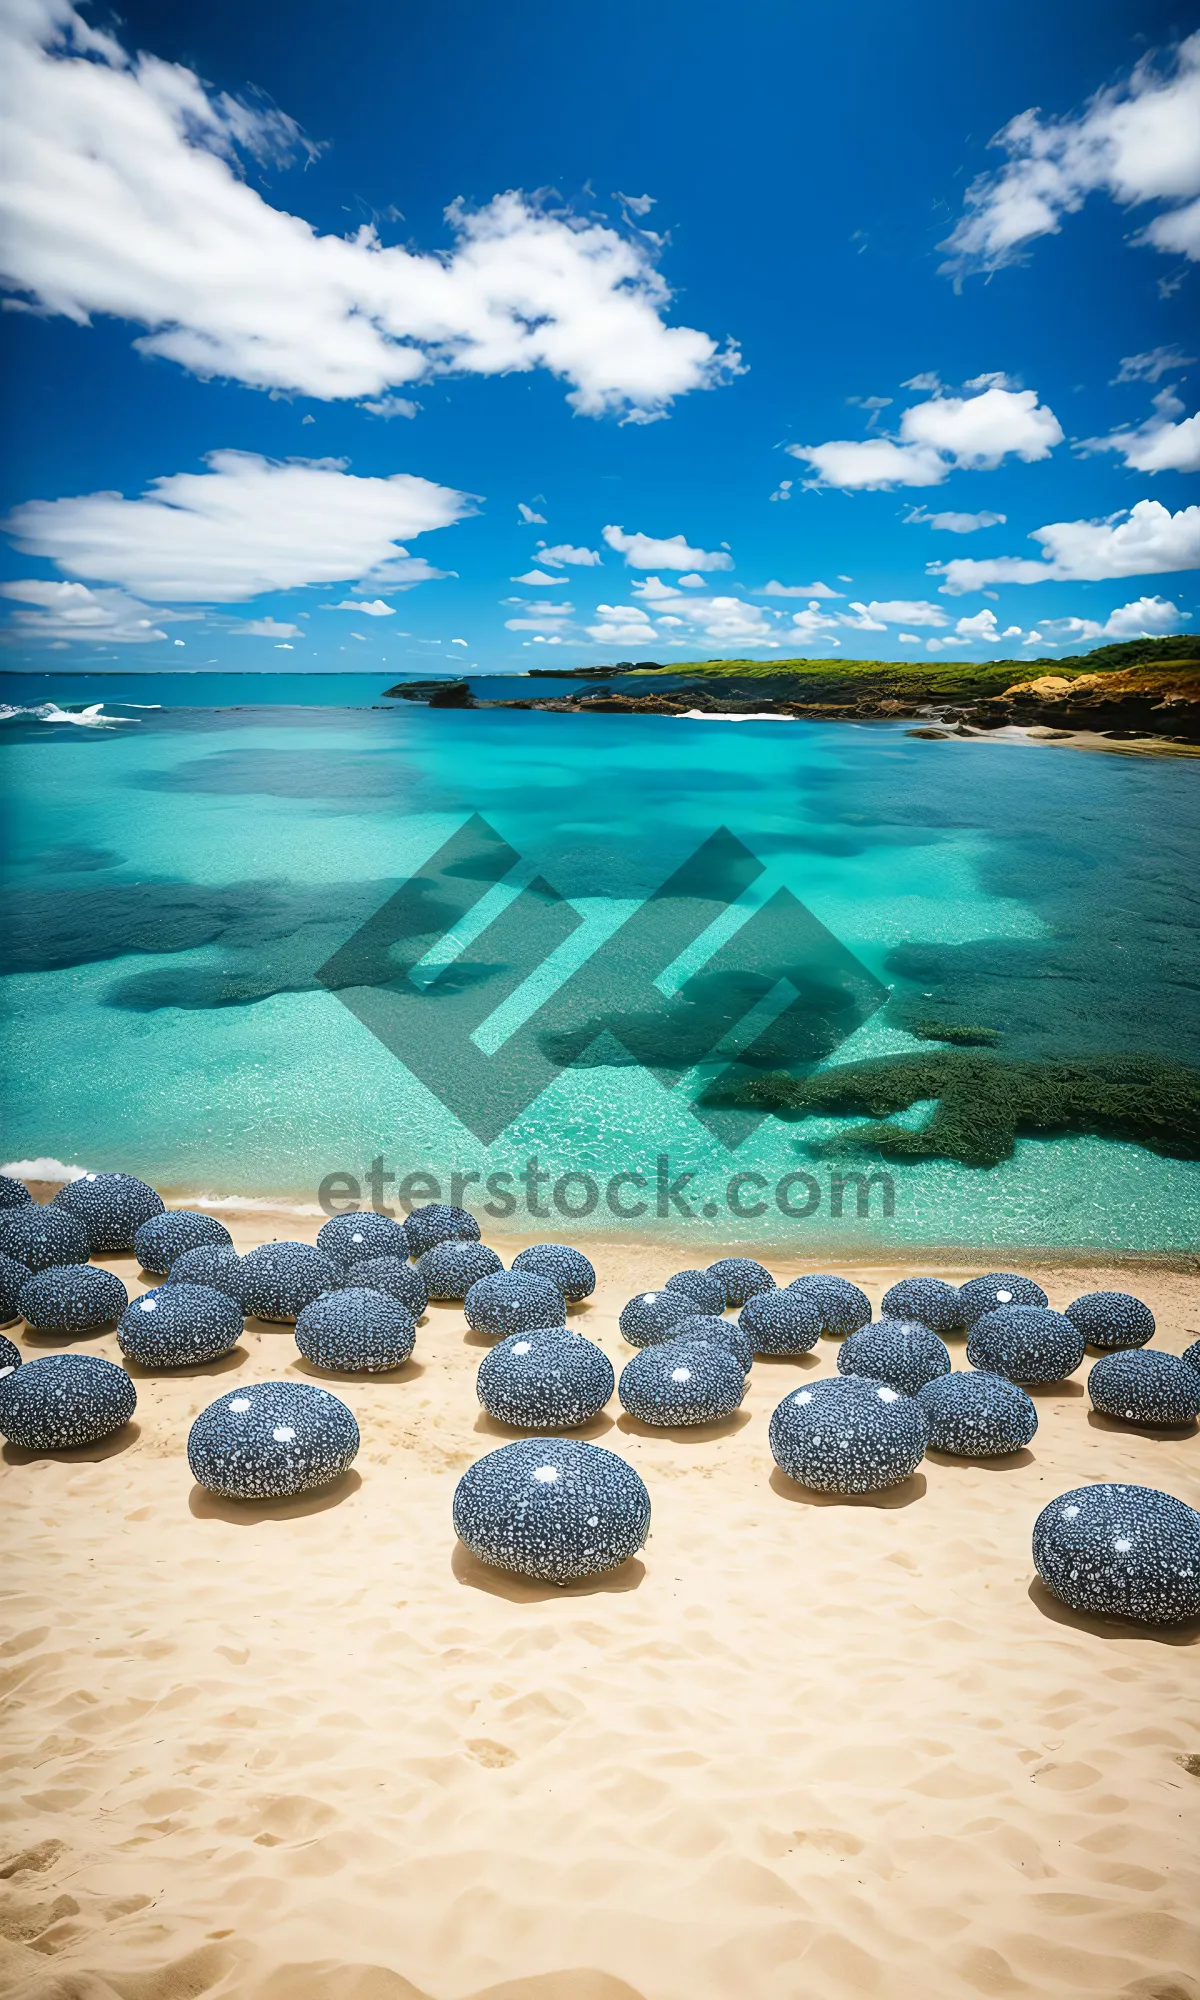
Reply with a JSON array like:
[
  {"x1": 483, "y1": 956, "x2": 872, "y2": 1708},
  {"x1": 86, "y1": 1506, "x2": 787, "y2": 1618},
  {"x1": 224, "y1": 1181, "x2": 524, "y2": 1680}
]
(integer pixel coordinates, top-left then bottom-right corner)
[
  {"x1": 738, "y1": 1287, "x2": 822, "y2": 1356},
  {"x1": 477, "y1": 1329, "x2": 614, "y2": 1430},
  {"x1": 785, "y1": 1274, "x2": 872, "y2": 1338},
  {"x1": 465, "y1": 1269, "x2": 565, "y2": 1340},
  {"x1": 619, "y1": 1339, "x2": 745, "y2": 1428},
  {"x1": 453, "y1": 1437, "x2": 650, "y2": 1583},
  {"x1": 1033, "y1": 1483, "x2": 1200, "y2": 1626},
  {"x1": 1065, "y1": 1291, "x2": 1155, "y2": 1352},
  {"x1": 19, "y1": 1264, "x2": 128, "y2": 1336},
  {"x1": 769, "y1": 1376, "x2": 928, "y2": 1493},
  {"x1": 418, "y1": 1237, "x2": 504, "y2": 1302},
  {"x1": 880, "y1": 1276, "x2": 964, "y2": 1334},
  {"x1": 53, "y1": 1172, "x2": 163, "y2": 1253},
  {"x1": 668, "y1": 1313, "x2": 754, "y2": 1372},
  {"x1": 618, "y1": 1288, "x2": 696, "y2": 1348},
  {"x1": 0, "y1": 1252, "x2": 30, "y2": 1326},
  {"x1": 916, "y1": 1370, "x2": 1037, "y2": 1457},
  {"x1": 1184, "y1": 1339, "x2": 1200, "y2": 1377},
  {"x1": 241, "y1": 1241, "x2": 339, "y2": 1323},
  {"x1": 188, "y1": 1380, "x2": 359, "y2": 1499},
  {"x1": 294, "y1": 1286, "x2": 416, "y2": 1372},
  {"x1": 0, "y1": 1352, "x2": 136, "y2": 1450},
  {"x1": 316, "y1": 1211, "x2": 410, "y2": 1266},
  {"x1": 707, "y1": 1257, "x2": 774, "y2": 1307},
  {"x1": 404, "y1": 1202, "x2": 481, "y2": 1258},
  {"x1": 167, "y1": 1245, "x2": 246, "y2": 1305},
  {"x1": 956, "y1": 1272, "x2": 1048, "y2": 1326},
  {"x1": 967, "y1": 1305, "x2": 1086, "y2": 1385},
  {"x1": 134, "y1": 1210, "x2": 233, "y2": 1275},
  {"x1": 511, "y1": 1243, "x2": 596, "y2": 1302},
  {"x1": 339, "y1": 1254, "x2": 427, "y2": 1319},
  {"x1": 0, "y1": 1174, "x2": 32, "y2": 1210},
  {"x1": 0, "y1": 1333, "x2": 22, "y2": 1374},
  {"x1": 0, "y1": 1205, "x2": 90, "y2": 1274},
  {"x1": 663, "y1": 1268, "x2": 726, "y2": 1316},
  {"x1": 1088, "y1": 1350, "x2": 1200, "y2": 1427},
  {"x1": 118, "y1": 1283, "x2": 243, "y2": 1367},
  {"x1": 837, "y1": 1319, "x2": 951, "y2": 1397}
]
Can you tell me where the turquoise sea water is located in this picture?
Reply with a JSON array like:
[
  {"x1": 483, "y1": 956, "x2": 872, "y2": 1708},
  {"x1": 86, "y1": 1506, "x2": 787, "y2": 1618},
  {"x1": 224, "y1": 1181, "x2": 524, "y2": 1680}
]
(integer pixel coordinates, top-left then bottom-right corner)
[{"x1": 2, "y1": 675, "x2": 1198, "y2": 1253}]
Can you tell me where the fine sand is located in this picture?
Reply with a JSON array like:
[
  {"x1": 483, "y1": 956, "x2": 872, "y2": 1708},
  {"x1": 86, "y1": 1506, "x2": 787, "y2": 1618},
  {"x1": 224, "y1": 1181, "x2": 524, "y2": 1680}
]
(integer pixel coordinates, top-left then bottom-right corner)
[{"x1": 2, "y1": 1219, "x2": 1199, "y2": 2000}]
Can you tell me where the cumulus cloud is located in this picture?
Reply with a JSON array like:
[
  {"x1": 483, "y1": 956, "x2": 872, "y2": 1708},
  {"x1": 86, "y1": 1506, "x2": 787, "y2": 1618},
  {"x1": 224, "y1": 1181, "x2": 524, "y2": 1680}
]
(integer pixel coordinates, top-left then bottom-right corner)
[
  {"x1": 0, "y1": 2, "x2": 740, "y2": 418},
  {"x1": 789, "y1": 381, "x2": 1061, "y2": 489},
  {"x1": 0, "y1": 576, "x2": 189, "y2": 642},
  {"x1": 904, "y1": 507, "x2": 1007, "y2": 533},
  {"x1": 1113, "y1": 345, "x2": 1195, "y2": 384},
  {"x1": 328, "y1": 598, "x2": 395, "y2": 616},
  {"x1": 954, "y1": 608, "x2": 1002, "y2": 643},
  {"x1": 237, "y1": 616, "x2": 303, "y2": 637},
  {"x1": 789, "y1": 606, "x2": 842, "y2": 646},
  {"x1": 536, "y1": 543, "x2": 603, "y2": 566},
  {"x1": 939, "y1": 33, "x2": 1200, "y2": 277},
  {"x1": 518, "y1": 503, "x2": 547, "y2": 524},
  {"x1": 1081, "y1": 388, "x2": 1200, "y2": 473},
  {"x1": 511, "y1": 570, "x2": 561, "y2": 586},
  {"x1": 841, "y1": 598, "x2": 949, "y2": 629},
  {"x1": 759, "y1": 578, "x2": 843, "y2": 597},
  {"x1": 3, "y1": 449, "x2": 470, "y2": 601},
  {"x1": 769, "y1": 479, "x2": 793, "y2": 503},
  {"x1": 602, "y1": 525, "x2": 734, "y2": 570},
  {"x1": 1033, "y1": 596, "x2": 1188, "y2": 643},
  {"x1": 361, "y1": 396, "x2": 419, "y2": 419},
  {"x1": 932, "y1": 498, "x2": 1200, "y2": 592}
]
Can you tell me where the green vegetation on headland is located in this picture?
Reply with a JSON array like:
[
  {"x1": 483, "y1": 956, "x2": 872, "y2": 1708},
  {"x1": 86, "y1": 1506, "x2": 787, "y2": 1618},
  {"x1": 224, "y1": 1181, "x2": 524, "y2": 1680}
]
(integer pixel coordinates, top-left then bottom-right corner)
[
  {"x1": 701, "y1": 1050, "x2": 1200, "y2": 1168},
  {"x1": 619, "y1": 634, "x2": 1200, "y2": 687}
]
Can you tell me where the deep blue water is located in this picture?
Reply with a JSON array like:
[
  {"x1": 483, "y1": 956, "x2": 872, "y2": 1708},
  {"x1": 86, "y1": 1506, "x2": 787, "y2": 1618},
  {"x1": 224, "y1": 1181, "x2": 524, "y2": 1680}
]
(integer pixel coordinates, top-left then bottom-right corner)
[{"x1": 2, "y1": 676, "x2": 1198, "y2": 1252}]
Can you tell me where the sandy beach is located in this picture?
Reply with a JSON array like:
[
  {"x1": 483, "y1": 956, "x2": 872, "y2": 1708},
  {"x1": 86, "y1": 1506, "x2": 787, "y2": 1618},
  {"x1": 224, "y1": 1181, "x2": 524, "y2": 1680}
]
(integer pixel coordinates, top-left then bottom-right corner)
[{"x1": 2, "y1": 1220, "x2": 1198, "y2": 2000}]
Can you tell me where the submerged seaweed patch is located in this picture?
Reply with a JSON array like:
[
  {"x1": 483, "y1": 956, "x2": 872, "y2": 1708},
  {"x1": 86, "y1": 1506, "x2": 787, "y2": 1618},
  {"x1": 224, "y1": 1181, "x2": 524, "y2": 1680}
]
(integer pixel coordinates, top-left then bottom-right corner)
[{"x1": 702, "y1": 1052, "x2": 1200, "y2": 1166}]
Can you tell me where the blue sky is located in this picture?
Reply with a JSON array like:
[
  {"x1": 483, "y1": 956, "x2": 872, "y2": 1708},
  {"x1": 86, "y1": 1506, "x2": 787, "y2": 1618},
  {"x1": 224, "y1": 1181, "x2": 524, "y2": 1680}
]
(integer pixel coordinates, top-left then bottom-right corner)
[{"x1": 1, "y1": 0, "x2": 1197, "y2": 673}]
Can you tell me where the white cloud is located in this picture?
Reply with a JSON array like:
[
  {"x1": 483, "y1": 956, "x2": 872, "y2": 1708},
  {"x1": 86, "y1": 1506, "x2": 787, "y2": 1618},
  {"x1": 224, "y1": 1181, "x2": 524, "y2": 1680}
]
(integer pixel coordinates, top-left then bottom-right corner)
[
  {"x1": 357, "y1": 556, "x2": 452, "y2": 591},
  {"x1": 0, "y1": 3, "x2": 740, "y2": 418},
  {"x1": 1082, "y1": 388, "x2": 1200, "y2": 473},
  {"x1": 897, "y1": 633, "x2": 922, "y2": 644},
  {"x1": 933, "y1": 498, "x2": 1200, "y2": 592},
  {"x1": 511, "y1": 569, "x2": 561, "y2": 585},
  {"x1": 507, "y1": 600, "x2": 574, "y2": 616},
  {"x1": 769, "y1": 479, "x2": 793, "y2": 503},
  {"x1": 329, "y1": 598, "x2": 395, "y2": 616},
  {"x1": 954, "y1": 608, "x2": 1002, "y2": 643},
  {"x1": 3, "y1": 449, "x2": 470, "y2": 601},
  {"x1": 1035, "y1": 596, "x2": 1188, "y2": 644},
  {"x1": 788, "y1": 381, "x2": 1060, "y2": 489},
  {"x1": 0, "y1": 576, "x2": 188, "y2": 642},
  {"x1": 616, "y1": 192, "x2": 656, "y2": 218},
  {"x1": 789, "y1": 606, "x2": 842, "y2": 645},
  {"x1": 1113, "y1": 345, "x2": 1195, "y2": 384},
  {"x1": 842, "y1": 598, "x2": 949, "y2": 628},
  {"x1": 602, "y1": 525, "x2": 734, "y2": 570},
  {"x1": 237, "y1": 616, "x2": 303, "y2": 637},
  {"x1": 904, "y1": 508, "x2": 1007, "y2": 534},
  {"x1": 760, "y1": 578, "x2": 843, "y2": 597},
  {"x1": 451, "y1": 637, "x2": 468, "y2": 645},
  {"x1": 940, "y1": 33, "x2": 1200, "y2": 276},
  {"x1": 586, "y1": 613, "x2": 658, "y2": 645},
  {"x1": 361, "y1": 396, "x2": 419, "y2": 420},
  {"x1": 518, "y1": 503, "x2": 547, "y2": 524},
  {"x1": 536, "y1": 543, "x2": 603, "y2": 566}
]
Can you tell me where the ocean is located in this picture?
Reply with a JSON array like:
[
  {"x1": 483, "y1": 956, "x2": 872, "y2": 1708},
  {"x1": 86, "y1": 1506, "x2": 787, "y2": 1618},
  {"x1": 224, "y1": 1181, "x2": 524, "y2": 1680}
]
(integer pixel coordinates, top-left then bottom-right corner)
[{"x1": 2, "y1": 672, "x2": 1198, "y2": 1253}]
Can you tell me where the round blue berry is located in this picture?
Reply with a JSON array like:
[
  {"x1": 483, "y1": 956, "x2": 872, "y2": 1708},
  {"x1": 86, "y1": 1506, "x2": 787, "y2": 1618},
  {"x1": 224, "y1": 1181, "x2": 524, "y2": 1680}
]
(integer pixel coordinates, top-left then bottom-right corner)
[
  {"x1": 1088, "y1": 1350, "x2": 1200, "y2": 1428},
  {"x1": 956, "y1": 1272, "x2": 1048, "y2": 1326},
  {"x1": 477, "y1": 1329, "x2": 613, "y2": 1430},
  {"x1": 0, "y1": 1333, "x2": 23, "y2": 1374},
  {"x1": 1, "y1": 1251, "x2": 34, "y2": 1326},
  {"x1": 966, "y1": 1306, "x2": 1085, "y2": 1385},
  {"x1": 880, "y1": 1276, "x2": 964, "y2": 1334},
  {"x1": 134, "y1": 1210, "x2": 232, "y2": 1275},
  {"x1": 738, "y1": 1287, "x2": 822, "y2": 1356},
  {"x1": 0, "y1": 1175, "x2": 32, "y2": 1211},
  {"x1": 663, "y1": 1268, "x2": 726, "y2": 1316},
  {"x1": 118, "y1": 1283, "x2": 243, "y2": 1367},
  {"x1": 452, "y1": 1438, "x2": 650, "y2": 1584},
  {"x1": 511, "y1": 1243, "x2": 596, "y2": 1302},
  {"x1": 0, "y1": 1352, "x2": 136, "y2": 1451},
  {"x1": 618, "y1": 1289, "x2": 695, "y2": 1348},
  {"x1": 0, "y1": 1206, "x2": 90, "y2": 1274},
  {"x1": 295, "y1": 1287, "x2": 416, "y2": 1373},
  {"x1": 916, "y1": 1371, "x2": 1037, "y2": 1457},
  {"x1": 837, "y1": 1319, "x2": 950, "y2": 1397},
  {"x1": 167, "y1": 1245, "x2": 246, "y2": 1305},
  {"x1": 188, "y1": 1381, "x2": 359, "y2": 1500},
  {"x1": 339, "y1": 1254, "x2": 426, "y2": 1319},
  {"x1": 465, "y1": 1270, "x2": 565, "y2": 1340},
  {"x1": 1184, "y1": 1339, "x2": 1200, "y2": 1377},
  {"x1": 1065, "y1": 1291, "x2": 1155, "y2": 1352},
  {"x1": 404, "y1": 1203, "x2": 480, "y2": 1259},
  {"x1": 1033, "y1": 1483, "x2": 1200, "y2": 1626},
  {"x1": 769, "y1": 1376, "x2": 927, "y2": 1493},
  {"x1": 666, "y1": 1313, "x2": 753, "y2": 1372},
  {"x1": 241, "y1": 1242, "x2": 339, "y2": 1323},
  {"x1": 19, "y1": 1264, "x2": 128, "y2": 1336}
]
